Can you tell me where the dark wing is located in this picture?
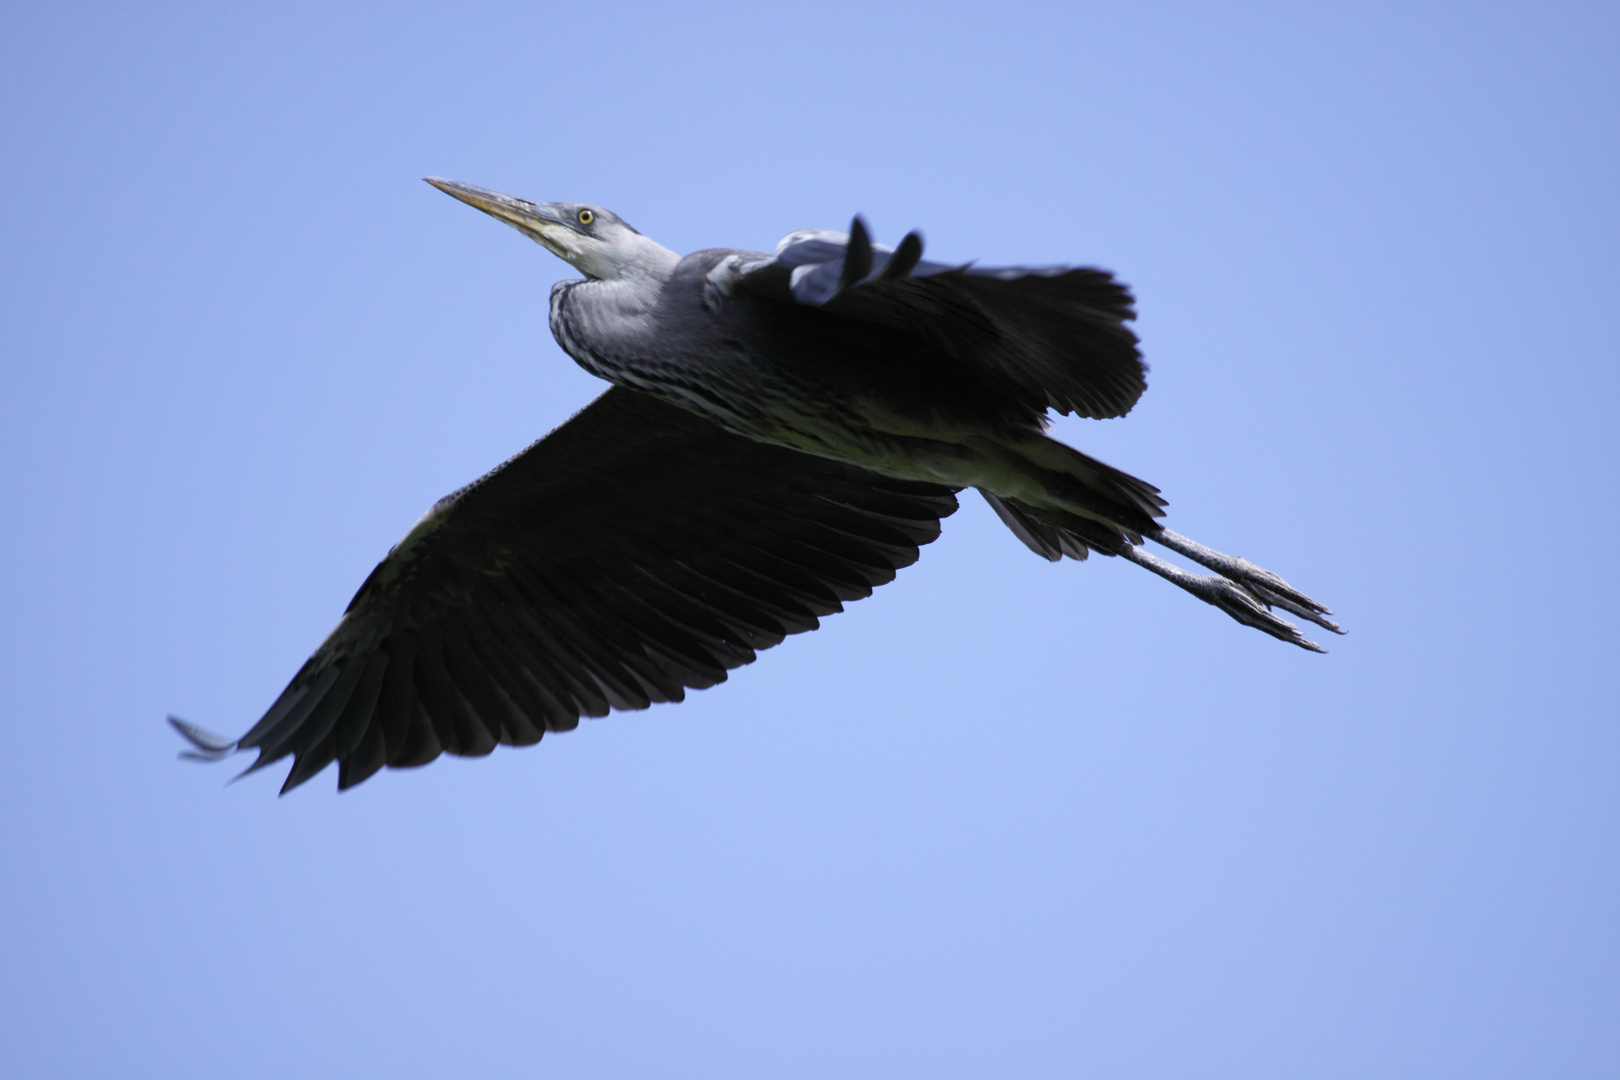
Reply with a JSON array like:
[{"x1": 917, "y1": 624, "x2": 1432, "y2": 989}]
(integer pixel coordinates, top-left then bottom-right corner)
[
  {"x1": 735, "y1": 218, "x2": 1145, "y2": 420},
  {"x1": 172, "y1": 387, "x2": 958, "y2": 794}
]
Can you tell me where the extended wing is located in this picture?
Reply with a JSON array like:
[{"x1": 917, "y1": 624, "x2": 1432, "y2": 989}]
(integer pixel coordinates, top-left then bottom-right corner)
[
  {"x1": 172, "y1": 387, "x2": 958, "y2": 793},
  {"x1": 736, "y1": 218, "x2": 1146, "y2": 420}
]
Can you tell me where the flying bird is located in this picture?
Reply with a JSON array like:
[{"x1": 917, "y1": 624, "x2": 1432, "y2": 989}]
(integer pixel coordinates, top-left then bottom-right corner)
[{"x1": 170, "y1": 178, "x2": 1341, "y2": 794}]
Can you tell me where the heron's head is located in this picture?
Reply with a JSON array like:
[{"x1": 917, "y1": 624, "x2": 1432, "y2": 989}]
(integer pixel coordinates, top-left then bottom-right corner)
[{"x1": 426, "y1": 178, "x2": 677, "y2": 282}]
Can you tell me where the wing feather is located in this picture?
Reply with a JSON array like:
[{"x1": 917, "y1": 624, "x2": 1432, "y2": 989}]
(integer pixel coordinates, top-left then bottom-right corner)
[
  {"x1": 197, "y1": 387, "x2": 957, "y2": 792},
  {"x1": 739, "y1": 219, "x2": 1146, "y2": 419}
]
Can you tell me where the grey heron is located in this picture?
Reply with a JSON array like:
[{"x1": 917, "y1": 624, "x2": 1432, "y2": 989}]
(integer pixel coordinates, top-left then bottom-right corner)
[{"x1": 170, "y1": 178, "x2": 1341, "y2": 794}]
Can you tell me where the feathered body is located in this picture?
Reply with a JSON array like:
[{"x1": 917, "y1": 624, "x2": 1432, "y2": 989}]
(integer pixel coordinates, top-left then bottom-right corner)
[{"x1": 549, "y1": 224, "x2": 1165, "y2": 559}]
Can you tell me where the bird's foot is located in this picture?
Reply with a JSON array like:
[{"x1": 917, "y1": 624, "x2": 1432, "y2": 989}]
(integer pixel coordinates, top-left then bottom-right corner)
[
  {"x1": 1118, "y1": 544, "x2": 1327, "y2": 652},
  {"x1": 1147, "y1": 527, "x2": 1342, "y2": 635}
]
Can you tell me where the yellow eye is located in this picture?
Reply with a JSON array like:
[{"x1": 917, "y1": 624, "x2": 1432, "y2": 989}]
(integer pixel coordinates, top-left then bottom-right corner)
[{"x1": 577, "y1": 208, "x2": 595, "y2": 226}]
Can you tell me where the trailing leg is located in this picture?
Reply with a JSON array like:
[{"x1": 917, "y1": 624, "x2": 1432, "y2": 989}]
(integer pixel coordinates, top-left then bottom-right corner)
[
  {"x1": 973, "y1": 485, "x2": 1341, "y2": 651},
  {"x1": 963, "y1": 433, "x2": 1341, "y2": 651}
]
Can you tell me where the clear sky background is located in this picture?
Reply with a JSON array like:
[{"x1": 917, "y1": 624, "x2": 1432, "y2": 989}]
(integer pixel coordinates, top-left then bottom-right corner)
[{"x1": 2, "y1": 3, "x2": 1616, "y2": 1077}]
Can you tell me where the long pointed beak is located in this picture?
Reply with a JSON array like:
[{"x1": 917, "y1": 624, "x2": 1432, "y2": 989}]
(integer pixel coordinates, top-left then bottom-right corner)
[{"x1": 424, "y1": 177, "x2": 565, "y2": 247}]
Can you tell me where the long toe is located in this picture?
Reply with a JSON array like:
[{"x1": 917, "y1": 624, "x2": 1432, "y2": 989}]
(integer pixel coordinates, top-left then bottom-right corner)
[
  {"x1": 1238, "y1": 579, "x2": 1343, "y2": 634},
  {"x1": 1201, "y1": 577, "x2": 1326, "y2": 653}
]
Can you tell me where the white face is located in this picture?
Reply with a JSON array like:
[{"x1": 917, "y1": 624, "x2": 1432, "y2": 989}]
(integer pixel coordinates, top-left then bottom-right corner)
[{"x1": 529, "y1": 203, "x2": 644, "y2": 280}]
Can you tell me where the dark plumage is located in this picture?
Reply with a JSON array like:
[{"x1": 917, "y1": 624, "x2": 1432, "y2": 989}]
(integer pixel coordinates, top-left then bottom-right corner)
[{"x1": 170, "y1": 179, "x2": 1340, "y2": 794}]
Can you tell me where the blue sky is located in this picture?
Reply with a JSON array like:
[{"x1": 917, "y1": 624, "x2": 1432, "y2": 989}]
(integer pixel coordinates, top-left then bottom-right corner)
[{"x1": 2, "y1": 3, "x2": 1616, "y2": 1077}]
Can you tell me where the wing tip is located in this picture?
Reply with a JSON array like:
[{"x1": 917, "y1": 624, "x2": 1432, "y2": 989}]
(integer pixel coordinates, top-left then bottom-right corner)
[{"x1": 167, "y1": 715, "x2": 238, "y2": 761}]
